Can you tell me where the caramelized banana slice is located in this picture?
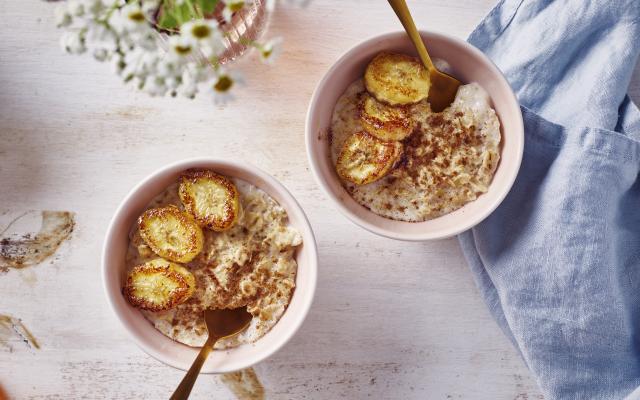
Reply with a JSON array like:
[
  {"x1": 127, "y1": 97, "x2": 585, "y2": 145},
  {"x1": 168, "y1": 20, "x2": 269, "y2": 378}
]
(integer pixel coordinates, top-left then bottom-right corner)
[
  {"x1": 336, "y1": 132, "x2": 403, "y2": 185},
  {"x1": 124, "y1": 258, "x2": 196, "y2": 312},
  {"x1": 360, "y1": 93, "x2": 416, "y2": 141},
  {"x1": 138, "y1": 205, "x2": 204, "y2": 263},
  {"x1": 179, "y1": 169, "x2": 240, "y2": 232},
  {"x1": 364, "y1": 52, "x2": 430, "y2": 106}
]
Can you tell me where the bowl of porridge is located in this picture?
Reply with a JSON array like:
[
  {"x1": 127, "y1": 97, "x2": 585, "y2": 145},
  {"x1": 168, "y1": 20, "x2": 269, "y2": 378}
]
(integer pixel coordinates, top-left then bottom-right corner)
[
  {"x1": 306, "y1": 31, "x2": 524, "y2": 240},
  {"x1": 103, "y1": 158, "x2": 317, "y2": 373}
]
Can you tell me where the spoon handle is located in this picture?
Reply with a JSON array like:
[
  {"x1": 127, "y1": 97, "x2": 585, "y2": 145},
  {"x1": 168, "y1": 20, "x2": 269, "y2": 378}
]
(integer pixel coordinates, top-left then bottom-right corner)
[
  {"x1": 387, "y1": 0, "x2": 435, "y2": 71},
  {"x1": 170, "y1": 335, "x2": 219, "y2": 400}
]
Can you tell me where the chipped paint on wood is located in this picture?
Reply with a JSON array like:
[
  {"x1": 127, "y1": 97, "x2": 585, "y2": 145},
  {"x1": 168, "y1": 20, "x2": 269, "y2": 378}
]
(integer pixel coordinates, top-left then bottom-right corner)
[
  {"x1": 0, "y1": 314, "x2": 39, "y2": 350},
  {"x1": 0, "y1": 211, "x2": 74, "y2": 270},
  {"x1": 219, "y1": 368, "x2": 265, "y2": 400}
]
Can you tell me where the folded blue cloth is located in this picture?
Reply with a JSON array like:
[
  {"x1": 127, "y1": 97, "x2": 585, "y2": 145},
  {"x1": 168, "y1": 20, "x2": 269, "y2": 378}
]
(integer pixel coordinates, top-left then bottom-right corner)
[{"x1": 458, "y1": 1, "x2": 640, "y2": 398}]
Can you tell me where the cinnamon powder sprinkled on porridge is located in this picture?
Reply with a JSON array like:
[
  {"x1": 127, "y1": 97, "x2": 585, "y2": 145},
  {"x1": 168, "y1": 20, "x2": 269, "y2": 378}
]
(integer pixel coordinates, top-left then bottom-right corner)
[
  {"x1": 126, "y1": 180, "x2": 302, "y2": 348},
  {"x1": 331, "y1": 79, "x2": 501, "y2": 221}
]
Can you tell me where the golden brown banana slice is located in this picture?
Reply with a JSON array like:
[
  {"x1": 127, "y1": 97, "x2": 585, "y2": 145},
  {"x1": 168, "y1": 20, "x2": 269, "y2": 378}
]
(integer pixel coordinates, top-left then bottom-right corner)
[
  {"x1": 179, "y1": 169, "x2": 240, "y2": 232},
  {"x1": 336, "y1": 131, "x2": 403, "y2": 185},
  {"x1": 124, "y1": 258, "x2": 196, "y2": 312},
  {"x1": 359, "y1": 93, "x2": 416, "y2": 141},
  {"x1": 138, "y1": 205, "x2": 204, "y2": 263},
  {"x1": 364, "y1": 52, "x2": 430, "y2": 106}
]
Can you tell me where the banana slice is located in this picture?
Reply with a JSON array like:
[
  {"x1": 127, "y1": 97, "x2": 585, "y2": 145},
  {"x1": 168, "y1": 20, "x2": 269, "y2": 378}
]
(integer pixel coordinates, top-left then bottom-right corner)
[
  {"x1": 364, "y1": 52, "x2": 430, "y2": 106},
  {"x1": 360, "y1": 93, "x2": 416, "y2": 141},
  {"x1": 179, "y1": 169, "x2": 240, "y2": 232},
  {"x1": 124, "y1": 258, "x2": 196, "y2": 312},
  {"x1": 336, "y1": 131, "x2": 403, "y2": 185},
  {"x1": 138, "y1": 205, "x2": 204, "y2": 263}
]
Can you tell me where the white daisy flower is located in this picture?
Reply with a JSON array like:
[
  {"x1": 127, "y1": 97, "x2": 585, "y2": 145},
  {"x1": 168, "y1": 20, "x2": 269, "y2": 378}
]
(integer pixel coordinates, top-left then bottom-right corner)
[
  {"x1": 144, "y1": 75, "x2": 168, "y2": 97},
  {"x1": 209, "y1": 69, "x2": 244, "y2": 105},
  {"x1": 156, "y1": 59, "x2": 181, "y2": 79},
  {"x1": 60, "y1": 30, "x2": 86, "y2": 54},
  {"x1": 184, "y1": 63, "x2": 210, "y2": 84},
  {"x1": 54, "y1": 5, "x2": 72, "y2": 28},
  {"x1": 258, "y1": 36, "x2": 282, "y2": 65},
  {"x1": 135, "y1": 31, "x2": 159, "y2": 51},
  {"x1": 109, "y1": 3, "x2": 149, "y2": 35},
  {"x1": 179, "y1": 84, "x2": 199, "y2": 99},
  {"x1": 56, "y1": 0, "x2": 269, "y2": 101},
  {"x1": 165, "y1": 76, "x2": 180, "y2": 90},
  {"x1": 111, "y1": 54, "x2": 125, "y2": 75},
  {"x1": 86, "y1": 22, "x2": 118, "y2": 52},
  {"x1": 92, "y1": 48, "x2": 109, "y2": 61},
  {"x1": 67, "y1": 0, "x2": 85, "y2": 17},
  {"x1": 139, "y1": 51, "x2": 161, "y2": 76},
  {"x1": 121, "y1": 47, "x2": 146, "y2": 79},
  {"x1": 222, "y1": 0, "x2": 245, "y2": 23},
  {"x1": 178, "y1": 70, "x2": 199, "y2": 99},
  {"x1": 82, "y1": 0, "x2": 105, "y2": 17},
  {"x1": 167, "y1": 35, "x2": 194, "y2": 60},
  {"x1": 180, "y1": 19, "x2": 222, "y2": 52},
  {"x1": 200, "y1": 41, "x2": 226, "y2": 60}
]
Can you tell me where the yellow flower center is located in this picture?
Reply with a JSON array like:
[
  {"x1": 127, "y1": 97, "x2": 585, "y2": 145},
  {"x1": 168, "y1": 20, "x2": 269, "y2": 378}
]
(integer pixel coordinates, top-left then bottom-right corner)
[
  {"x1": 261, "y1": 48, "x2": 273, "y2": 59},
  {"x1": 230, "y1": 2, "x2": 245, "y2": 12},
  {"x1": 128, "y1": 11, "x2": 145, "y2": 22},
  {"x1": 174, "y1": 44, "x2": 192, "y2": 55},
  {"x1": 191, "y1": 25, "x2": 211, "y2": 39},
  {"x1": 214, "y1": 75, "x2": 233, "y2": 92}
]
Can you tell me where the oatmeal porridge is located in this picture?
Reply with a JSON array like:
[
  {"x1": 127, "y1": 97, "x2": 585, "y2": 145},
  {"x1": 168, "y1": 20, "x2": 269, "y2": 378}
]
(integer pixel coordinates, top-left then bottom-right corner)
[
  {"x1": 331, "y1": 52, "x2": 501, "y2": 221},
  {"x1": 123, "y1": 170, "x2": 302, "y2": 348}
]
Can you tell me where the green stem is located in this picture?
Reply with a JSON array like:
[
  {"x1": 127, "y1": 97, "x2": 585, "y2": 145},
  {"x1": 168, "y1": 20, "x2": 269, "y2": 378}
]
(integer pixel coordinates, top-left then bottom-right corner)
[
  {"x1": 208, "y1": 55, "x2": 220, "y2": 70},
  {"x1": 96, "y1": 1, "x2": 120, "y2": 24},
  {"x1": 238, "y1": 37, "x2": 264, "y2": 50},
  {"x1": 183, "y1": 0, "x2": 203, "y2": 19}
]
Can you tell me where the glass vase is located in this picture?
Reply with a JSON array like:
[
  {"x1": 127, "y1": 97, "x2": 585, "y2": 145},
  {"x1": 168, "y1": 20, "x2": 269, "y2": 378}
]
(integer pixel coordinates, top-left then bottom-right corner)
[{"x1": 216, "y1": 0, "x2": 271, "y2": 64}]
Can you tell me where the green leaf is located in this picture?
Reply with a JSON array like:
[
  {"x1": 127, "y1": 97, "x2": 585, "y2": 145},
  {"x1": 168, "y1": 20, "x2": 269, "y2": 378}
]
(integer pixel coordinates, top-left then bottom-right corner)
[
  {"x1": 158, "y1": 12, "x2": 179, "y2": 30},
  {"x1": 196, "y1": 0, "x2": 219, "y2": 14},
  {"x1": 177, "y1": 2, "x2": 192, "y2": 22}
]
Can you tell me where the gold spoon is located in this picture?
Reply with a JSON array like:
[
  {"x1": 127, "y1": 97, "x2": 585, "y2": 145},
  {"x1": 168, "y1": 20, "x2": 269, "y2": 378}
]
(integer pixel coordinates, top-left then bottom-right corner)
[
  {"x1": 387, "y1": 0, "x2": 461, "y2": 112},
  {"x1": 170, "y1": 307, "x2": 253, "y2": 400}
]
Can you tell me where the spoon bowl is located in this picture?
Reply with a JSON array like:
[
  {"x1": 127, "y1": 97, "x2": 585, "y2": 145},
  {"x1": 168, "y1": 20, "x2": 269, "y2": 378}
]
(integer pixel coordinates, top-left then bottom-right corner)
[
  {"x1": 427, "y1": 69, "x2": 461, "y2": 112},
  {"x1": 171, "y1": 308, "x2": 253, "y2": 400},
  {"x1": 388, "y1": 0, "x2": 461, "y2": 112},
  {"x1": 205, "y1": 308, "x2": 253, "y2": 339}
]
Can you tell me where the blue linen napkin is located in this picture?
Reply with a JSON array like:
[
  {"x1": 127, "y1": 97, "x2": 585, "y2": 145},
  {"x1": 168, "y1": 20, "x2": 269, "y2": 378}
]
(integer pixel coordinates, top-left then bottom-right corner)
[{"x1": 458, "y1": 0, "x2": 640, "y2": 398}]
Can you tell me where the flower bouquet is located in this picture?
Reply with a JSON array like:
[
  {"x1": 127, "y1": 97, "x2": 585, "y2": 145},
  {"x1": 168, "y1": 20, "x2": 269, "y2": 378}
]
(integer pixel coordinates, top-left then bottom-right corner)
[{"x1": 55, "y1": 0, "x2": 284, "y2": 103}]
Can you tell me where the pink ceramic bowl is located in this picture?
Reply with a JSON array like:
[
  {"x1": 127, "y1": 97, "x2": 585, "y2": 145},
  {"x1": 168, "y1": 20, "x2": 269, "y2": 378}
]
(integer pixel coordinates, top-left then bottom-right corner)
[
  {"x1": 306, "y1": 31, "x2": 524, "y2": 241},
  {"x1": 102, "y1": 158, "x2": 317, "y2": 373}
]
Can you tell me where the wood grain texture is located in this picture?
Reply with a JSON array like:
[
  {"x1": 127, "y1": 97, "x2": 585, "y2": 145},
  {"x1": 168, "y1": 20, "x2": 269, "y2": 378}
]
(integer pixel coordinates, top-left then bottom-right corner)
[{"x1": 1, "y1": 0, "x2": 638, "y2": 399}]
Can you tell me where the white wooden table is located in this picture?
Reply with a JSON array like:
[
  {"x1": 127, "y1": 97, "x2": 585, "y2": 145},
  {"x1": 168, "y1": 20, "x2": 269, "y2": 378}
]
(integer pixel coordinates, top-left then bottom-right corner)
[{"x1": 1, "y1": 1, "x2": 639, "y2": 398}]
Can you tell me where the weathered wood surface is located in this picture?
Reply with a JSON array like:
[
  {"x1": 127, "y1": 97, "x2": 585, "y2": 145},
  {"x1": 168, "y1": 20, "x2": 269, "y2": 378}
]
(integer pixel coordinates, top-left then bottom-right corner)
[{"x1": 1, "y1": 0, "x2": 638, "y2": 398}]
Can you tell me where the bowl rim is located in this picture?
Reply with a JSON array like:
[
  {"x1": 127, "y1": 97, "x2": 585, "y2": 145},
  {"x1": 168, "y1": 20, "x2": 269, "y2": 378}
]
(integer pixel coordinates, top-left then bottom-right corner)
[
  {"x1": 102, "y1": 157, "x2": 318, "y2": 373},
  {"x1": 305, "y1": 30, "x2": 524, "y2": 241}
]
